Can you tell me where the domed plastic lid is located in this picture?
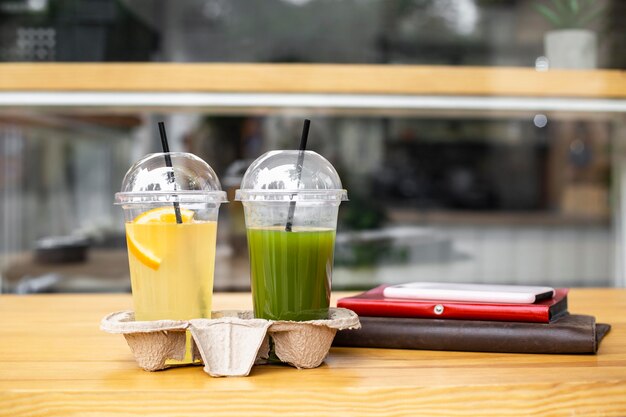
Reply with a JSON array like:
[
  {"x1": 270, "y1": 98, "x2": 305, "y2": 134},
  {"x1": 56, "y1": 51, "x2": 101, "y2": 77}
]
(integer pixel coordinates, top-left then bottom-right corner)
[
  {"x1": 114, "y1": 152, "x2": 227, "y2": 205},
  {"x1": 235, "y1": 150, "x2": 347, "y2": 202}
]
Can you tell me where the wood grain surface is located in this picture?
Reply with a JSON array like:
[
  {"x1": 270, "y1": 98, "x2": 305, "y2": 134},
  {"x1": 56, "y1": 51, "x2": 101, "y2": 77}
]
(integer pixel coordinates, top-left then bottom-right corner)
[
  {"x1": 1, "y1": 290, "x2": 625, "y2": 417},
  {"x1": 0, "y1": 64, "x2": 625, "y2": 98}
]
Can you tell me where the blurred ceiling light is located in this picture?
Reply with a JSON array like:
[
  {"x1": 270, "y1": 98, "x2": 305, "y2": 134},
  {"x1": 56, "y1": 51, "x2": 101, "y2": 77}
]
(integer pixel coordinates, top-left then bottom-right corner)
[
  {"x1": 27, "y1": 0, "x2": 47, "y2": 12},
  {"x1": 203, "y1": 0, "x2": 229, "y2": 20},
  {"x1": 433, "y1": 0, "x2": 479, "y2": 36},
  {"x1": 0, "y1": 0, "x2": 47, "y2": 12},
  {"x1": 535, "y1": 56, "x2": 550, "y2": 71},
  {"x1": 281, "y1": 0, "x2": 313, "y2": 5},
  {"x1": 533, "y1": 114, "x2": 548, "y2": 128}
]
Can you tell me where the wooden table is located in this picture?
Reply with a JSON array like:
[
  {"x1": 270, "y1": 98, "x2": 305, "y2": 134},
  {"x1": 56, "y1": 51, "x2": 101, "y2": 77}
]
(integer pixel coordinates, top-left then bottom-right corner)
[{"x1": 1, "y1": 290, "x2": 625, "y2": 417}]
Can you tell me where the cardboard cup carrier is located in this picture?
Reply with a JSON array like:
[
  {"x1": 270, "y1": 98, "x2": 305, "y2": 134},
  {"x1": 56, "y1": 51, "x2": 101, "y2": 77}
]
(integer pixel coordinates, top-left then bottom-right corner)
[{"x1": 101, "y1": 308, "x2": 360, "y2": 377}]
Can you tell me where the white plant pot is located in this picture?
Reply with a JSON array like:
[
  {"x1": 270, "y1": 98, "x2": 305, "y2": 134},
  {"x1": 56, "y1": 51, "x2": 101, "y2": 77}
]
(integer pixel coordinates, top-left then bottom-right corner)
[{"x1": 544, "y1": 29, "x2": 597, "y2": 69}]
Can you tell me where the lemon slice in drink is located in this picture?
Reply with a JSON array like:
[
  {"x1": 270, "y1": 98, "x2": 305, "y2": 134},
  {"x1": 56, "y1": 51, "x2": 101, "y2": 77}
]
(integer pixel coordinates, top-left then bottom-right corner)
[
  {"x1": 134, "y1": 206, "x2": 195, "y2": 224},
  {"x1": 126, "y1": 233, "x2": 161, "y2": 270},
  {"x1": 127, "y1": 207, "x2": 195, "y2": 270}
]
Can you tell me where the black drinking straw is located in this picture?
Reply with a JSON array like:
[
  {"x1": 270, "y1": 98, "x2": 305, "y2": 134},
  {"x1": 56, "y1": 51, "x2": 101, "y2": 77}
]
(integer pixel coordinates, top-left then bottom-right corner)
[
  {"x1": 158, "y1": 121, "x2": 183, "y2": 224},
  {"x1": 285, "y1": 119, "x2": 310, "y2": 232}
]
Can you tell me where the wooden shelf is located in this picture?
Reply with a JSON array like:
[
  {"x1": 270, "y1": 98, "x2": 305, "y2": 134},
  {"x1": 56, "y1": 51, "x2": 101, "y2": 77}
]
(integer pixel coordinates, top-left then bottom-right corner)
[{"x1": 0, "y1": 63, "x2": 625, "y2": 98}]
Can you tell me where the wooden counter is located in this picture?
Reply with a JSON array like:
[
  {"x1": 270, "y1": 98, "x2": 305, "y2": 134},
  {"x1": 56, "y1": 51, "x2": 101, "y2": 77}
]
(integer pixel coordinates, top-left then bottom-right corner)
[{"x1": 1, "y1": 290, "x2": 625, "y2": 416}]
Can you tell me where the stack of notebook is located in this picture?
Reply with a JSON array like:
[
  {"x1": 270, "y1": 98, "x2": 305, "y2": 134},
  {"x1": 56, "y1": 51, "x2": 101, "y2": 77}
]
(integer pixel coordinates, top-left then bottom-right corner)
[{"x1": 333, "y1": 285, "x2": 610, "y2": 354}]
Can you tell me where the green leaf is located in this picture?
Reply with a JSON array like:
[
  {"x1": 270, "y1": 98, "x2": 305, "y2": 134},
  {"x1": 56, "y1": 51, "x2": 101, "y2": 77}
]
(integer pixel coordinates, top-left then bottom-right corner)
[
  {"x1": 577, "y1": 7, "x2": 605, "y2": 28},
  {"x1": 534, "y1": 4, "x2": 562, "y2": 27},
  {"x1": 570, "y1": 0, "x2": 579, "y2": 14},
  {"x1": 550, "y1": 0, "x2": 569, "y2": 15}
]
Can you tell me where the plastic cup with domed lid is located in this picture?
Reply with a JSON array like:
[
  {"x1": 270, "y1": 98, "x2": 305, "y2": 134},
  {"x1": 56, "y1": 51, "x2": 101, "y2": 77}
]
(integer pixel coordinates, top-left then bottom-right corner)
[
  {"x1": 114, "y1": 152, "x2": 227, "y2": 353},
  {"x1": 235, "y1": 150, "x2": 348, "y2": 321}
]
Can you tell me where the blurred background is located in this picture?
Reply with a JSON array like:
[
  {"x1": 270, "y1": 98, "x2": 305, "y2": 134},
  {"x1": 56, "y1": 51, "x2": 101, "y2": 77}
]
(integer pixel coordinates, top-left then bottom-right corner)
[{"x1": 1, "y1": 0, "x2": 625, "y2": 293}]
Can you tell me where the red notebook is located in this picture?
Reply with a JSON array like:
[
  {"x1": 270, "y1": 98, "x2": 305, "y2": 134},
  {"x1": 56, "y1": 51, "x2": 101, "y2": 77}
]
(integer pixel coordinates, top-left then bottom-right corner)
[{"x1": 337, "y1": 285, "x2": 569, "y2": 323}]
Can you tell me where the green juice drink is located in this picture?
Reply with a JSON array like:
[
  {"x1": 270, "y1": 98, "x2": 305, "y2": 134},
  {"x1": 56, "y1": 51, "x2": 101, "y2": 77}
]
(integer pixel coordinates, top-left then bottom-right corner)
[
  {"x1": 248, "y1": 226, "x2": 335, "y2": 321},
  {"x1": 236, "y1": 150, "x2": 348, "y2": 322}
]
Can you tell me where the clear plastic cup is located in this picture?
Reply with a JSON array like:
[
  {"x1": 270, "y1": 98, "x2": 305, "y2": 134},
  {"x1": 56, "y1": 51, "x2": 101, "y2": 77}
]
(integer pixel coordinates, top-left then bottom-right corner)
[
  {"x1": 235, "y1": 150, "x2": 348, "y2": 321},
  {"x1": 114, "y1": 152, "x2": 227, "y2": 324}
]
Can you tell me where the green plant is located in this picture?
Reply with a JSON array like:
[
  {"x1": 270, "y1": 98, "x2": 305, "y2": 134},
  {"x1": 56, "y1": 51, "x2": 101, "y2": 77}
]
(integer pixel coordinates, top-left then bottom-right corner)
[{"x1": 534, "y1": 0, "x2": 605, "y2": 29}]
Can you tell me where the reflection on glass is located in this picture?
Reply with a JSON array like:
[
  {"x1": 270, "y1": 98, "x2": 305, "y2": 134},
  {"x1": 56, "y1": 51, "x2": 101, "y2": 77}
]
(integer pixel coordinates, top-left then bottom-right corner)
[
  {"x1": 0, "y1": 113, "x2": 616, "y2": 293},
  {"x1": 0, "y1": 0, "x2": 623, "y2": 69}
]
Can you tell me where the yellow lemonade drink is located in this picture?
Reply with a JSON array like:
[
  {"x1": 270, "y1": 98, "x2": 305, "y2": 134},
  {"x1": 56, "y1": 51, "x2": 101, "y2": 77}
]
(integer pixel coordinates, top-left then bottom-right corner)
[
  {"x1": 126, "y1": 209, "x2": 217, "y2": 320},
  {"x1": 127, "y1": 221, "x2": 216, "y2": 320},
  {"x1": 125, "y1": 206, "x2": 217, "y2": 364},
  {"x1": 115, "y1": 151, "x2": 226, "y2": 366}
]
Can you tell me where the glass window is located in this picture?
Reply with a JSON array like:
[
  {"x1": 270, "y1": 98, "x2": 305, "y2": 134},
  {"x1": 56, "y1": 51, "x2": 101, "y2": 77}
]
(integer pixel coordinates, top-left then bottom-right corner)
[
  {"x1": 0, "y1": 0, "x2": 621, "y2": 68},
  {"x1": 0, "y1": 0, "x2": 624, "y2": 293},
  {"x1": 0, "y1": 110, "x2": 620, "y2": 292}
]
